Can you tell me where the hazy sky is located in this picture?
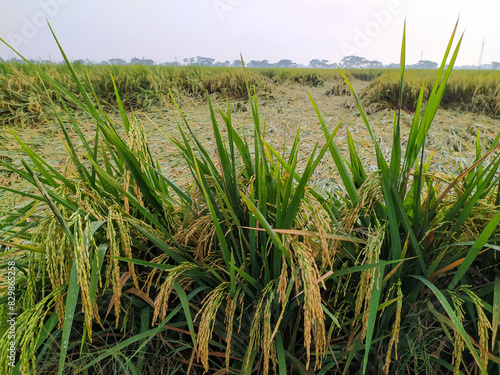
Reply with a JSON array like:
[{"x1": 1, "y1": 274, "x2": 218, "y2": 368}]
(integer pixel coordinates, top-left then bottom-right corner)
[{"x1": 0, "y1": 0, "x2": 499, "y2": 66}]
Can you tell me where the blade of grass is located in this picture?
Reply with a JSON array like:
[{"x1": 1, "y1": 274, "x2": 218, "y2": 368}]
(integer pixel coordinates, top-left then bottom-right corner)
[{"x1": 448, "y1": 209, "x2": 500, "y2": 290}]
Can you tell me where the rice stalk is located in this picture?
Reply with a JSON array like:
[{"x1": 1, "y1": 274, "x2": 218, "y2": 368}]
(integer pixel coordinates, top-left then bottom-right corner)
[{"x1": 105, "y1": 208, "x2": 121, "y2": 327}]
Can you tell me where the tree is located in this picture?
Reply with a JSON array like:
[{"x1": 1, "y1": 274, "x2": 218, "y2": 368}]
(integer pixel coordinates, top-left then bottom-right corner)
[
  {"x1": 9, "y1": 57, "x2": 26, "y2": 64},
  {"x1": 214, "y1": 60, "x2": 231, "y2": 67},
  {"x1": 276, "y1": 59, "x2": 296, "y2": 68},
  {"x1": 309, "y1": 59, "x2": 325, "y2": 68},
  {"x1": 340, "y1": 56, "x2": 382, "y2": 69},
  {"x1": 130, "y1": 57, "x2": 154, "y2": 65},
  {"x1": 232, "y1": 59, "x2": 245, "y2": 67},
  {"x1": 412, "y1": 60, "x2": 438, "y2": 69},
  {"x1": 367, "y1": 60, "x2": 383, "y2": 68},
  {"x1": 195, "y1": 56, "x2": 215, "y2": 66},
  {"x1": 248, "y1": 60, "x2": 272, "y2": 68},
  {"x1": 340, "y1": 56, "x2": 366, "y2": 68},
  {"x1": 109, "y1": 58, "x2": 127, "y2": 65},
  {"x1": 309, "y1": 59, "x2": 337, "y2": 69},
  {"x1": 492, "y1": 61, "x2": 500, "y2": 70},
  {"x1": 160, "y1": 61, "x2": 181, "y2": 66}
]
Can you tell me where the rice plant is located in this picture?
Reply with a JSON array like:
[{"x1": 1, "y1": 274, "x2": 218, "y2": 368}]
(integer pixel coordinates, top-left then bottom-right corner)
[
  {"x1": 363, "y1": 68, "x2": 500, "y2": 116},
  {"x1": 0, "y1": 62, "x2": 276, "y2": 127},
  {"x1": 0, "y1": 21, "x2": 499, "y2": 375}
]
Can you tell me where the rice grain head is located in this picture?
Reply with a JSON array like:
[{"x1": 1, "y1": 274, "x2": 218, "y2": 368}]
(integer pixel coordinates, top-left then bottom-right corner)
[
  {"x1": 224, "y1": 288, "x2": 241, "y2": 371},
  {"x1": 277, "y1": 255, "x2": 290, "y2": 309},
  {"x1": 449, "y1": 291, "x2": 465, "y2": 375},
  {"x1": 74, "y1": 215, "x2": 94, "y2": 340},
  {"x1": 354, "y1": 225, "x2": 384, "y2": 342},
  {"x1": 461, "y1": 287, "x2": 491, "y2": 369},
  {"x1": 383, "y1": 280, "x2": 403, "y2": 375},
  {"x1": 262, "y1": 285, "x2": 277, "y2": 375},
  {"x1": 341, "y1": 171, "x2": 382, "y2": 232},
  {"x1": 152, "y1": 262, "x2": 197, "y2": 324},
  {"x1": 195, "y1": 282, "x2": 230, "y2": 373},
  {"x1": 0, "y1": 292, "x2": 54, "y2": 375},
  {"x1": 113, "y1": 209, "x2": 139, "y2": 289},
  {"x1": 292, "y1": 241, "x2": 326, "y2": 370},
  {"x1": 31, "y1": 185, "x2": 76, "y2": 325},
  {"x1": 242, "y1": 281, "x2": 276, "y2": 373},
  {"x1": 296, "y1": 193, "x2": 336, "y2": 268},
  {"x1": 106, "y1": 210, "x2": 122, "y2": 327}
]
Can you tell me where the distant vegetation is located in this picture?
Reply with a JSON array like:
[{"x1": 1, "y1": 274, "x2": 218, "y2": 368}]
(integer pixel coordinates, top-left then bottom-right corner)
[{"x1": 5, "y1": 54, "x2": 500, "y2": 70}]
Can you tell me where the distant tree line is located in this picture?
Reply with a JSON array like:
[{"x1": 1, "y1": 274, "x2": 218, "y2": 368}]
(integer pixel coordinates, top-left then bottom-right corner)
[{"x1": 2, "y1": 55, "x2": 498, "y2": 70}]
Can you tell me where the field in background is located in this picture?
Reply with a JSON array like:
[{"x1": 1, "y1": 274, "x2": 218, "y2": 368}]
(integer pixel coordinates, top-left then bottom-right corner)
[
  {"x1": 1, "y1": 64, "x2": 499, "y2": 184},
  {"x1": 1, "y1": 63, "x2": 499, "y2": 127}
]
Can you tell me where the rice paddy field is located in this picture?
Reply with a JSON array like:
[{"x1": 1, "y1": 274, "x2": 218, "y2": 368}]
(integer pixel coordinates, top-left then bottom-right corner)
[{"x1": 1, "y1": 29, "x2": 500, "y2": 375}]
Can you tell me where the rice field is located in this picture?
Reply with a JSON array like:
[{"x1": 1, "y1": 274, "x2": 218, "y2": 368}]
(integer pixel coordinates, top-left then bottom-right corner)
[
  {"x1": 362, "y1": 69, "x2": 500, "y2": 116},
  {"x1": 1, "y1": 62, "x2": 499, "y2": 127},
  {"x1": 0, "y1": 27, "x2": 500, "y2": 374}
]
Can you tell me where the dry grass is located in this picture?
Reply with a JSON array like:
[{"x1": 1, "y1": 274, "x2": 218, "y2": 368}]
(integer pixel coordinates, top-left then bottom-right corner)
[{"x1": 363, "y1": 69, "x2": 500, "y2": 116}]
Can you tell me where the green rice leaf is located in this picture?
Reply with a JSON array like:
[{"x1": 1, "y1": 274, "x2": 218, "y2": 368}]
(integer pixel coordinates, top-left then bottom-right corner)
[
  {"x1": 309, "y1": 94, "x2": 359, "y2": 203},
  {"x1": 173, "y1": 282, "x2": 196, "y2": 346},
  {"x1": 362, "y1": 265, "x2": 384, "y2": 375},
  {"x1": 449, "y1": 209, "x2": 500, "y2": 290},
  {"x1": 413, "y1": 276, "x2": 487, "y2": 374},
  {"x1": 79, "y1": 287, "x2": 207, "y2": 372},
  {"x1": 276, "y1": 331, "x2": 288, "y2": 375},
  {"x1": 492, "y1": 275, "x2": 500, "y2": 349},
  {"x1": 58, "y1": 263, "x2": 79, "y2": 375}
]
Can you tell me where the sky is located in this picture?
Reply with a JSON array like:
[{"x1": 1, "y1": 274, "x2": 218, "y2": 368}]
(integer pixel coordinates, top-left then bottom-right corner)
[{"x1": 0, "y1": 0, "x2": 499, "y2": 67}]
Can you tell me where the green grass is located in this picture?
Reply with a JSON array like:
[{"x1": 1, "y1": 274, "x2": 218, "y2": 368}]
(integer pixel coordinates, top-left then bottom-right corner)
[{"x1": 1, "y1": 23, "x2": 500, "y2": 374}]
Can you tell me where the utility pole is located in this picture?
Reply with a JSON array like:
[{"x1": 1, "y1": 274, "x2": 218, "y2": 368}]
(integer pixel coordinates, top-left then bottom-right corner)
[{"x1": 478, "y1": 38, "x2": 485, "y2": 69}]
